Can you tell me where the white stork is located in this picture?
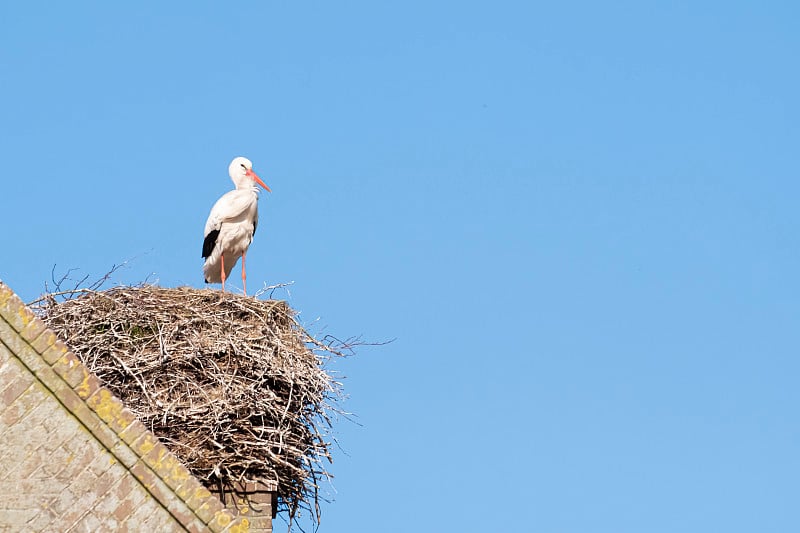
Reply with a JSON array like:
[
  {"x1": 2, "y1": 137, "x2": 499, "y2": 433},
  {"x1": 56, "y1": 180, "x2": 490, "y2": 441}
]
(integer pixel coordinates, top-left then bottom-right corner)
[{"x1": 202, "y1": 156, "x2": 270, "y2": 295}]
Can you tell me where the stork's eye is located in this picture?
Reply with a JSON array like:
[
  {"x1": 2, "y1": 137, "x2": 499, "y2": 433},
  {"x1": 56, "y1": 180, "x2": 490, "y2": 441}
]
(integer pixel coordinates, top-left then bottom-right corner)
[{"x1": 241, "y1": 164, "x2": 247, "y2": 169}]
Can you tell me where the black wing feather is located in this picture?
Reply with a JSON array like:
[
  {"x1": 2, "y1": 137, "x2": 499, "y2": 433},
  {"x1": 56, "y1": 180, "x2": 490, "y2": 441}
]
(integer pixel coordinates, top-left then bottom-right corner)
[{"x1": 202, "y1": 229, "x2": 220, "y2": 259}]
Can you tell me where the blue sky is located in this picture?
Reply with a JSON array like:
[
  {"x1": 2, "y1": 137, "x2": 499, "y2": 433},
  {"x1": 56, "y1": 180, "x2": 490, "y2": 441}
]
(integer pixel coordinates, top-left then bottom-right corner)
[{"x1": 2, "y1": 2, "x2": 799, "y2": 531}]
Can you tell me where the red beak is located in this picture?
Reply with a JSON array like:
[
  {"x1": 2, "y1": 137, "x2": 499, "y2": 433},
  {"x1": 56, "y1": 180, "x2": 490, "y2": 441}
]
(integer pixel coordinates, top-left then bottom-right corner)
[{"x1": 246, "y1": 169, "x2": 271, "y2": 192}]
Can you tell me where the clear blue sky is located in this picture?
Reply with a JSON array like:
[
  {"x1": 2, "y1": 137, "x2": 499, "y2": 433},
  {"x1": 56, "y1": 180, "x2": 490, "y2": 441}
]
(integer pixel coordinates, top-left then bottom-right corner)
[{"x1": 2, "y1": 2, "x2": 799, "y2": 531}]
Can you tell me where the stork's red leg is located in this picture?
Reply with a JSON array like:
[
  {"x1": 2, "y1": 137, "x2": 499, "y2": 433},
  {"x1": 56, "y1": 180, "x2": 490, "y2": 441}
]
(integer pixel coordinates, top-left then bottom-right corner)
[
  {"x1": 242, "y1": 251, "x2": 248, "y2": 296},
  {"x1": 220, "y1": 253, "x2": 226, "y2": 292}
]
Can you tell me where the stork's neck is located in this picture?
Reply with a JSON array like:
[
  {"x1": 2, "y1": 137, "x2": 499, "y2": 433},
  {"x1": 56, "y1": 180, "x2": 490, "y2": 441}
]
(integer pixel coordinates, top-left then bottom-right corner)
[
  {"x1": 231, "y1": 175, "x2": 260, "y2": 192},
  {"x1": 236, "y1": 182, "x2": 260, "y2": 193}
]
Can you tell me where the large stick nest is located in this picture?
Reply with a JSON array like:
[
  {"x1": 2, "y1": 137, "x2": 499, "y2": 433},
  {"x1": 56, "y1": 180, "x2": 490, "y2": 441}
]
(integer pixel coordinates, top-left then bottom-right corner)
[{"x1": 32, "y1": 285, "x2": 345, "y2": 522}]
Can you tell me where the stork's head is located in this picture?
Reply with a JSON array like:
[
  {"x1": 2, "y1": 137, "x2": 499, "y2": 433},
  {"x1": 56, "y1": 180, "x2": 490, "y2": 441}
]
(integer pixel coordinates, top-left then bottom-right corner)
[{"x1": 228, "y1": 156, "x2": 270, "y2": 192}]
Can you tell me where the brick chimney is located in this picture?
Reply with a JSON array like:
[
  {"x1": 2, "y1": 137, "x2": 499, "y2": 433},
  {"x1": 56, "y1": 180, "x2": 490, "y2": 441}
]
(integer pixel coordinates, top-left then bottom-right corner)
[{"x1": 211, "y1": 481, "x2": 278, "y2": 532}]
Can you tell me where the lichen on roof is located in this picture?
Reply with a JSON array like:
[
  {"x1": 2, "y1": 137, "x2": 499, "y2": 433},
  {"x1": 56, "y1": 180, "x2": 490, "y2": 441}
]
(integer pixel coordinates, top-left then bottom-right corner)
[{"x1": 32, "y1": 284, "x2": 347, "y2": 524}]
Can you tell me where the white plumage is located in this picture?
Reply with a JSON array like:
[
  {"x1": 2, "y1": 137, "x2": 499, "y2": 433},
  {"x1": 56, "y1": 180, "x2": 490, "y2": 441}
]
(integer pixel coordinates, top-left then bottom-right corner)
[{"x1": 202, "y1": 156, "x2": 270, "y2": 294}]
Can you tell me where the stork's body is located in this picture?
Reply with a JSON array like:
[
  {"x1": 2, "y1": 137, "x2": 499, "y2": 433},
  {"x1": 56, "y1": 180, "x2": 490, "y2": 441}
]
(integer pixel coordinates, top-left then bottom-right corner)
[{"x1": 202, "y1": 157, "x2": 270, "y2": 295}]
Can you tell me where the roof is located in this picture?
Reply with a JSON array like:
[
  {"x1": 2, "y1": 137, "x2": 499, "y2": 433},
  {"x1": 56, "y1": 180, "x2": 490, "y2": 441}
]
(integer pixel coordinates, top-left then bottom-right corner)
[{"x1": 0, "y1": 280, "x2": 255, "y2": 532}]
